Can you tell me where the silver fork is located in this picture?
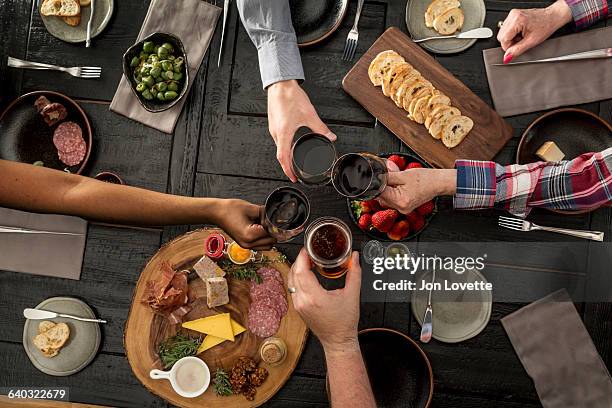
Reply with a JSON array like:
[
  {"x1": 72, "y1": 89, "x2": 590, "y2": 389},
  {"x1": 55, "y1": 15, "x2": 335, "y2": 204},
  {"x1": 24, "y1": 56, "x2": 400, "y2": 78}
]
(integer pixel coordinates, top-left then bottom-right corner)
[
  {"x1": 7, "y1": 57, "x2": 102, "y2": 79},
  {"x1": 342, "y1": 0, "x2": 365, "y2": 61},
  {"x1": 498, "y1": 216, "x2": 604, "y2": 241}
]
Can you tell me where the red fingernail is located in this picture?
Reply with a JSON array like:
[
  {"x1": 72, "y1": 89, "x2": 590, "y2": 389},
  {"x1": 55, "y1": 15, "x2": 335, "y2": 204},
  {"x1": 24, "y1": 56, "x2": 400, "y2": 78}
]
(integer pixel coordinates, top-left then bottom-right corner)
[{"x1": 503, "y1": 53, "x2": 513, "y2": 64}]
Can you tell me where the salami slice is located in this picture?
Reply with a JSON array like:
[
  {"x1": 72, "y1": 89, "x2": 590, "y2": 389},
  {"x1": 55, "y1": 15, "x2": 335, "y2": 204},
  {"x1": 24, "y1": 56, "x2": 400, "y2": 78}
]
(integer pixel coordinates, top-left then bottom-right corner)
[
  {"x1": 257, "y1": 267, "x2": 284, "y2": 286},
  {"x1": 58, "y1": 142, "x2": 86, "y2": 166},
  {"x1": 250, "y1": 280, "x2": 285, "y2": 301},
  {"x1": 53, "y1": 122, "x2": 84, "y2": 153},
  {"x1": 253, "y1": 293, "x2": 288, "y2": 317},
  {"x1": 248, "y1": 303, "x2": 280, "y2": 338}
]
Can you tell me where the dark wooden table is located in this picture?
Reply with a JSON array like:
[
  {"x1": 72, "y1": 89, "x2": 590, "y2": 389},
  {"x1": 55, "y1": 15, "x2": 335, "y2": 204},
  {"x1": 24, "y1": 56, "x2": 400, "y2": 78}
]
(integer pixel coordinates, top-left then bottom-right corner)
[{"x1": 1, "y1": 1, "x2": 610, "y2": 407}]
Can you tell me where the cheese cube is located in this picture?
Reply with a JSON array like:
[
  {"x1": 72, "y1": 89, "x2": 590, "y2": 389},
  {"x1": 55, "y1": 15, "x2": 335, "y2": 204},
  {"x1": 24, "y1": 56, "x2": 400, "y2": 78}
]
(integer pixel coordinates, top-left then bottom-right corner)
[
  {"x1": 536, "y1": 141, "x2": 565, "y2": 162},
  {"x1": 206, "y1": 277, "x2": 229, "y2": 308},
  {"x1": 193, "y1": 255, "x2": 225, "y2": 280}
]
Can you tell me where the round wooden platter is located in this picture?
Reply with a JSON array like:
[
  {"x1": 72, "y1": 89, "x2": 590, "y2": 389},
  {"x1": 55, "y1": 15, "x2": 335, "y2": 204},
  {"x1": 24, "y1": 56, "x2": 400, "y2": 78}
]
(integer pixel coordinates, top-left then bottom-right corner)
[{"x1": 124, "y1": 228, "x2": 308, "y2": 408}]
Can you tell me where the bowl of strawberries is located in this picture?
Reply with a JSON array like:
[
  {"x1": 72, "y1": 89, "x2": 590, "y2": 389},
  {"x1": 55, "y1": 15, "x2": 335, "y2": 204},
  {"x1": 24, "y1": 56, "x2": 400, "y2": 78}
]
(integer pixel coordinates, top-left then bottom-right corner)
[{"x1": 347, "y1": 152, "x2": 437, "y2": 241}]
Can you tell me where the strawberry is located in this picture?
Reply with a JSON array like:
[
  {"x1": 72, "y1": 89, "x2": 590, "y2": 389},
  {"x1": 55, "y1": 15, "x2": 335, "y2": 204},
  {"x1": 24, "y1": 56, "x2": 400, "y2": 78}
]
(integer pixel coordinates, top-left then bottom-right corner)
[
  {"x1": 410, "y1": 215, "x2": 426, "y2": 232},
  {"x1": 406, "y1": 211, "x2": 421, "y2": 225},
  {"x1": 387, "y1": 220, "x2": 410, "y2": 241},
  {"x1": 388, "y1": 155, "x2": 407, "y2": 171},
  {"x1": 406, "y1": 161, "x2": 423, "y2": 169},
  {"x1": 371, "y1": 209, "x2": 399, "y2": 233},
  {"x1": 416, "y1": 200, "x2": 435, "y2": 217},
  {"x1": 363, "y1": 199, "x2": 381, "y2": 213},
  {"x1": 351, "y1": 201, "x2": 368, "y2": 218},
  {"x1": 358, "y1": 214, "x2": 372, "y2": 231}
]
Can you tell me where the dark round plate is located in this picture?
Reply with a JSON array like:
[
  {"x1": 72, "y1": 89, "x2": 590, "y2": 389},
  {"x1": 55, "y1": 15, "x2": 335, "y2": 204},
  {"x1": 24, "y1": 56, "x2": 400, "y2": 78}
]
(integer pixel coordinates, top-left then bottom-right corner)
[
  {"x1": 347, "y1": 152, "x2": 438, "y2": 241},
  {"x1": 326, "y1": 328, "x2": 434, "y2": 407},
  {"x1": 517, "y1": 108, "x2": 612, "y2": 214},
  {"x1": 290, "y1": 0, "x2": 348, "y2": 47},
  {"x1": 0, "y1": 91, "x2": 92, "y2": 174}
]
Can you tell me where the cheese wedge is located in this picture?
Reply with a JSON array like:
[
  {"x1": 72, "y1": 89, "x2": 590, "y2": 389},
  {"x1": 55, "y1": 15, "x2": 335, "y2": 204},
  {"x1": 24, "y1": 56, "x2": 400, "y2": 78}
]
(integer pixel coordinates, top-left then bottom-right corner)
[
  {"x1": 197, "y1": 319, "x2": 246, "y2": 354},
  {"x1": 536, "y1": 141, "x2": 565, "y2": 162},
  {"x1": 182, "y1": 313, "x2": 234, "y2": 341}
]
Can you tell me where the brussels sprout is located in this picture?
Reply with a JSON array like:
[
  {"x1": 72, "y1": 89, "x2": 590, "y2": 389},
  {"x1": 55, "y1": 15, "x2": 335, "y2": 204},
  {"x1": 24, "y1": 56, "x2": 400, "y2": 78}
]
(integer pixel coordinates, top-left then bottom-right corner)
[
  {"x1": 167, "y1": 81, "x2": 179, "y2": 92},
  {"x1": 136, "y1": 82, "x2": 147, "y2": 92},
  {"x1": 155, "y1": 82, "x2": 167, "y2": 92},
  {"x1": 143, "y1": 41, "x2": 155, "y2": 53},
  {"x1": 130, "y1": 56, "x2": 140, "y2": 67},
  {"x1": 164, "y1": 91, "x2": 178, "y2": 100},
  {"x1": 161, "y1": 42, "x2": 174, "y2": 53},
  {"x1": 156, "y1": 91, "x2": 165, "y2": 101},
  {"x1": 142, "y1": 89, "x2": 154, "y2": 100}
]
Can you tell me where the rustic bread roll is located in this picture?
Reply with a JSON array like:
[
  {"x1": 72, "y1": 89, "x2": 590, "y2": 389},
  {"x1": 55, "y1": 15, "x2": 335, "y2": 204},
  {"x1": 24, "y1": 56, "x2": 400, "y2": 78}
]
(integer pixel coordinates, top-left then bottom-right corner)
[
  {"x1": 38, "y1": 321, "x2": 56, "y2": 334},
  {"x1": 368, "y1": 50, "x2": 405, "y2": 86},
  {"x1": 425, "y1": 0, "x2": 461, "y2": 28},
  {"x1": 63, "y1": 14, "x2": 80, "y2": 26},
  {"x1": 429, "y1": 107, "x2": 461, "y2": 139},
  {"x1": 41, "y1": 0, "x2": 80, "y2": 16},
  {"x1": 382, "y1": 62, "x2": 411, "y2": 97},
  {"x1": 442, "y1": 115, "x2": 473, "y2": 148},
  {"x1": 433, "y1": 7, "x2": 464, "y2": 35}
]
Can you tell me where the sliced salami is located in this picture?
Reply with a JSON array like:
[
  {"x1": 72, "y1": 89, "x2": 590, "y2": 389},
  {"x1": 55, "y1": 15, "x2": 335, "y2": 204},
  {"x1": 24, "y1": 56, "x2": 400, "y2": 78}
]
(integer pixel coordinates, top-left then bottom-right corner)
[
  {"x1": 58, "y1": 142, "x2": 86, "y2": 166},
  {"x1": 257, "y1": 267, "x2": 284, "y2": 286},
  {"x1": 248, "y1": 303, "x2": 280, "y2": 338},
  {"x1": 250, "y1": 280, "x2": 285, "y2": 301},
  {"x1": 53, "y1": 122, "x2": 84, "y2": 153},
  {"x1": 253, "y1": 294, "x2": 288, "y2": 317}
]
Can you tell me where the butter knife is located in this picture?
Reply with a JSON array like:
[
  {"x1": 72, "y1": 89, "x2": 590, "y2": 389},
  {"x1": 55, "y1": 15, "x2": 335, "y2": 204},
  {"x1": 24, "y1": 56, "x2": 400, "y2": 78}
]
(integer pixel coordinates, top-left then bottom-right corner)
[
  {"x1": 24, "y1": 308, "x2": 107, "y2": 324},
  {"x1": 420, "y1": 267, "x2": 436, "y2": 343},
  {"x1": 492, "y1": 47, "x2": 612, "y2": 66},
  {"x1": 218, "y1": 0, "x2": 230, "y2": 67},
  {"x1": 86, "y1": 0, "x2": 95, "y2": 48},
  {"x1": 0, "y1": 226, "x2": 83, "y2": 236}
]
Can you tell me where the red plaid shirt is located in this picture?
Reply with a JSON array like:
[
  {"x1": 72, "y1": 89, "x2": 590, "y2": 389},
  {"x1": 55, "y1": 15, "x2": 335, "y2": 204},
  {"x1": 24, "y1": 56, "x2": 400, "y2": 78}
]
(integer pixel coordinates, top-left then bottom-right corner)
[
  {"x1": 564, "y1": 0, "x2": 610, "y2": 29},
  {"x1": 454, "y1": 148, "x2": 612, "y2": 217}
]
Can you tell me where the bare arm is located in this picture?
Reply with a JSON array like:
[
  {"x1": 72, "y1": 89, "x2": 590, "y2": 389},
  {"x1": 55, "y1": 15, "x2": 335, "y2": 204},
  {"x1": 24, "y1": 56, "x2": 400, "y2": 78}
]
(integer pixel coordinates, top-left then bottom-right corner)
[
  {"x1": 325, "y1": 341, "x2": 376, "y2": 408},
  {"x1": 0, "y1": 160, "x2": 275, "y2": 249}
]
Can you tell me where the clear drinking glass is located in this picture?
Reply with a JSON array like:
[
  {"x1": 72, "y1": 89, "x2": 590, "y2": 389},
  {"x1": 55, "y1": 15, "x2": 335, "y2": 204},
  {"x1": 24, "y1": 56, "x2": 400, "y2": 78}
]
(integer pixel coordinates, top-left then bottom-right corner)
[
  {"x1": 305, "y1": 217, "x2": 353, "y2": 279},
  {"x1": 331, "y1": 153, "x2": 388, "y2": 200},
  {"x1": 291, "y1": 133, "x2": 337, "y2": 185},
  {"x1": 261, "y1": 186, "x2": 310, "y2": 243}
]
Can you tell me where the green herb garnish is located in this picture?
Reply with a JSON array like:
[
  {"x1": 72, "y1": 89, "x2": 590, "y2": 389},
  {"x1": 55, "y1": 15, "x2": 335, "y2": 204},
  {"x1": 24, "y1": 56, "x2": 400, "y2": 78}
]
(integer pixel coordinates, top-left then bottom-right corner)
[
  {"x1": 158, "y1": 334, "x2": 202, "y2": 369},
  {"x1": 220, "y1": 252, "x2": 286, "y2": 284},
  {"x1": 213, "y1": 368, "x2": 233, "y2": 396}
]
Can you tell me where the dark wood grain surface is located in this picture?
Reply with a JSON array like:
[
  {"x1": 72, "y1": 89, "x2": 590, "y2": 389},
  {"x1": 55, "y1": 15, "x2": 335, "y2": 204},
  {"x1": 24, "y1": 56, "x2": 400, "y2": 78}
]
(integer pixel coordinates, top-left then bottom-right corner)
[{"x1": 0, "y1": 0, "x2": 610, "y2": 407}]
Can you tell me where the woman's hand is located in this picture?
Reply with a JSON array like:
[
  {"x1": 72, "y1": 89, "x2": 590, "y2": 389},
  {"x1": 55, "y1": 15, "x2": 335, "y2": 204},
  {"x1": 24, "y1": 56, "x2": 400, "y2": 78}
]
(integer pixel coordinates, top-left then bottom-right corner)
[
  {"x1": 267, "y1": 80, "x2": 336, "y2": 182},
  {"x1": 288, "y1": 248, "x2": 362, "y2": 353},
  {"x1": 497, "y1": 0, "x2": 573, "y2": 63},
  {"x1": 377, "y1": 168, "x2": 457, "y2": 214},
  {"x1": 212, "y1": 199, "x2": 276, "y2": 250}
]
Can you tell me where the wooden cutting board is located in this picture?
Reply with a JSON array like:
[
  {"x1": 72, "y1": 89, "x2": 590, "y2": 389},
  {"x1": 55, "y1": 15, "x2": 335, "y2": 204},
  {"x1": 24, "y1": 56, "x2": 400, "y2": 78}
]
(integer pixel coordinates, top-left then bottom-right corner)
[
  {"x1": 342, "y1": 27, "x2": 513, "y2": 169},
  {"x1": 124, "y1": 229, "x2": 308, "y2": 408}
]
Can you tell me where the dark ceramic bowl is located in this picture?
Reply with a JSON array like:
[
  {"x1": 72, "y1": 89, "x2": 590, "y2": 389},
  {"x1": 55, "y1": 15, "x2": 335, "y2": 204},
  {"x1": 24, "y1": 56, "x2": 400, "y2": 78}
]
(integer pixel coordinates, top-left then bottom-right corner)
[
  {"x1": 94, "y1": 171, "x2": 124, "y2": 185},
  {"x1": 347, "y1": 152, "x2": 438, "y2": 241},
  {"x1": 122, "y1": 32, "x2": 189, "y2": 113}
]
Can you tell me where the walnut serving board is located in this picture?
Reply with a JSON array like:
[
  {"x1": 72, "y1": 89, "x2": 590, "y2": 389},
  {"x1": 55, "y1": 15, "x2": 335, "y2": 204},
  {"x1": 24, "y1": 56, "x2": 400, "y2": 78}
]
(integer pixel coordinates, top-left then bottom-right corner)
[
  {"x1": 342, "y1": 27, "x2": 513, "y2": 168},
  {"x1": 124, "y1": 229, "x2": 308, "y2": 408}
]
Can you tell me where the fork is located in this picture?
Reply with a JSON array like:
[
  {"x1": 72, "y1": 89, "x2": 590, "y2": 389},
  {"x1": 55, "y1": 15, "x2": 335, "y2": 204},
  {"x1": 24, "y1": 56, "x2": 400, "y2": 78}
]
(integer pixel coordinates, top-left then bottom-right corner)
[
  {"x1": 7, "y1": 57, "x2": 102, "y2": 79},
  {"x1": 342, "y1": 0, "x2": 365, "y2": 61},
  {"x1": 498, "y1": 216, "x2": 604, "y2": 241}
]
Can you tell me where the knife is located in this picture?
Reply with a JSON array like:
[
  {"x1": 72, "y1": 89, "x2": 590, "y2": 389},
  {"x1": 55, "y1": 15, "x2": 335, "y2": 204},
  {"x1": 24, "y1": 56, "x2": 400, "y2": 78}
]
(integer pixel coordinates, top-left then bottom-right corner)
[
  {"x1": 492, "y1": 47, "x2": 612, "y2": 66},
  {"x1": 86, "y1": 0, "x2": 95, "y2": 48},
  {"x1": 0, "y1": 226, "x2": 83, "y2": 236},
  {"x1": 218, "y1": 0, "x2": 230, "y2": 67},
  {"x1": 24, "y1": 308, "x2": 107, "y2": 324},
  {"x1": 420, "y1": 267, "x2": 436, "y2": 343}
]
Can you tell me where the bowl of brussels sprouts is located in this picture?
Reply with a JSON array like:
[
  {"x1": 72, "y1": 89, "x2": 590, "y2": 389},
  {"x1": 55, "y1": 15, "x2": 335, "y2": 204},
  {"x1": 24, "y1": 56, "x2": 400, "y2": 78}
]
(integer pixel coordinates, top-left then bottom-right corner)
[{"x1": 122, "y1": 32, "x2": 189, "y2": 112}]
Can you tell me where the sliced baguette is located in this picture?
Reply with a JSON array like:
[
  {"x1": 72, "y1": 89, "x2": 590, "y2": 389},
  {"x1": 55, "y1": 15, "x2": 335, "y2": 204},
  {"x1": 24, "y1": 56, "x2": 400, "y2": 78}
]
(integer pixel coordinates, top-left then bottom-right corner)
[
  {"x1": 41, "y1": 0, "x2": 80, "y2": 17},
  {"x1": 63, "y1": 14, "x2": 81, "y2": 26},
  {"x1": 442, "y1": 115, "x2": 473, "y2": 148}
]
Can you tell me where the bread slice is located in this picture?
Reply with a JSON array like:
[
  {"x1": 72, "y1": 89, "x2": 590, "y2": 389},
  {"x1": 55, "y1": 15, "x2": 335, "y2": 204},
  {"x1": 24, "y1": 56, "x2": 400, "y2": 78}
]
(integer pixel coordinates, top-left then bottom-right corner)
[
  {"x1": 393, "y1": 73, "x2": 422, "y2": 108},
  {"x1": 389, "y1": 68, "x2": 419, "y2": 105},
  {"x1": 412, "y1": 94, "x2": 435, "y2": 123},
  {"x1": 442, "y1": 115, "x2": 474, "y2": 148},
  {"x1": 43, "y1": 322, "x2": 70, "y2": 349},
  {"x1": 433, "y1": 8, "x2": 464, "y2": 35},
  {"x1": 425, "y1": 0, "x2": 461, "y2": 28},
  {"x1": 382, "y1": 62, "x2": 411, "y2": 97},
  {"x1": 408, "y1": 87, "x2": 433, "y2": 118},
  {"x1": 368, "y1": 50, "x2": 405, "y2": 86},
  {"x1": 425, "y1": 104, "x2": 452, "y2": 129},
  {"x1": 38, "y1": 321, "x2": 56, "y2": 334},
  {"x1": 402, "y1": 80, "x2": 433, "y2": 112},
  {"x1": 422, "y1": 91, "x2": 451, "y2": 120},
  {"x1": 63, "y1": 14, "x2": 81, "y2": 26},
  {"x1": 40, "y1": 0, "x2": 80, "y2": 17},
  {"x1": 429, "y1": 106, "x2": 461, "y2": 139}
]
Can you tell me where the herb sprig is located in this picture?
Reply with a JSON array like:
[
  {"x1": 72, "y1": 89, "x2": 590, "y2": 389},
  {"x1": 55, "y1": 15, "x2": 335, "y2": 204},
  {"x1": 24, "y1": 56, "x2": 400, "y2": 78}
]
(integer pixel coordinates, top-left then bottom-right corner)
[
  {"x1": 158, "y1": 334, "x2": 202, "y2": 369},
  {"x1": 213, "y1": 368, "x2": 233, "y2": 396},
  {"x1": 220, "y1": 252, "x2": 287, "y2": 283}
]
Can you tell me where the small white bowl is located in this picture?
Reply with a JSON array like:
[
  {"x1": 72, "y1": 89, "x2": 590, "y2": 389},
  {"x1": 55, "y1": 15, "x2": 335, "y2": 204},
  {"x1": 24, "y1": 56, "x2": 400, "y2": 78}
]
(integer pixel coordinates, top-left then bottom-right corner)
[{"x1": 150, "y1": 356, "x2": 210, "y2": 398}]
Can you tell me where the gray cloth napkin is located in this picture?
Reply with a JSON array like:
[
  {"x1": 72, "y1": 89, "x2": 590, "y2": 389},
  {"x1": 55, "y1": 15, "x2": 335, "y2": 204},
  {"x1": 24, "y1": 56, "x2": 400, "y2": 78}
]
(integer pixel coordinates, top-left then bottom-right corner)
[
  {"x1": 0, "y1": 207, "x2": 87, "y2": 280},
  {"x1": 110, "y1": 0, "x2": 221, "y2": 134},
  {"x1": 483, "y1": 27, "x2": 612, "y2": 117},
  {"x1": 501, "y1": 289, "x2": 612, "y2": 408}
]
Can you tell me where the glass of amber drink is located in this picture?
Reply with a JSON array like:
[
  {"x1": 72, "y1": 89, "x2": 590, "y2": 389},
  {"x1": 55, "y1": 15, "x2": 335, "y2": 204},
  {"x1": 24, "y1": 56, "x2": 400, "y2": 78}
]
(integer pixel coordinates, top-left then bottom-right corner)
[{"x1": 305, "y1": 217, "x2": 353, "y2": 279}]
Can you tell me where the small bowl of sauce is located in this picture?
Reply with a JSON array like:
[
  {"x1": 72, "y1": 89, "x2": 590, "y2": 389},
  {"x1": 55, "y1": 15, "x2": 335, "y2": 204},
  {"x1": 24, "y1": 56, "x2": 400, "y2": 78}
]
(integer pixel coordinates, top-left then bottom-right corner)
[
  {"x1": 227, "y1": 241, "x2": 256, "y2": 265},
  {"x1": 150, "y1": 356, "x2": 210, "y2": 398},
  {"x1": 94, "y1": 171, "x2": 124, "y2": 185}
]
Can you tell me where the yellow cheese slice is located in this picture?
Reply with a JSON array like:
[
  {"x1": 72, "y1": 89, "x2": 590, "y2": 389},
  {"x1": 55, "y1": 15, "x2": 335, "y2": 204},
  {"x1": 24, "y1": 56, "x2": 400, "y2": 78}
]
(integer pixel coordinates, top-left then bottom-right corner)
[
  {"x1": 197, "y1": 319, "x2": 246, "y2": 354},
  {"x1": 182, "y1": 313, "x2": 234, "y2": 341}
]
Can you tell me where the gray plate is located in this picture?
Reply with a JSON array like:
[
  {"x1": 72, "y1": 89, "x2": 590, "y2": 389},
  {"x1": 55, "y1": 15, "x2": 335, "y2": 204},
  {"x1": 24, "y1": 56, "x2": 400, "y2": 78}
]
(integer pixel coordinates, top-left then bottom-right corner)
[
  {"x1": 405, "y1": 0, "x2": 486, "y2": 54},
  {"x1": 411, "y1": 268, "x2": 492, "y2": 343},
  {"x1": 23, "y1": 297, "x2": 101, "y2": 376},
  {"x1": 39, "y1": 0, "x2": 114, "y2": 43}
]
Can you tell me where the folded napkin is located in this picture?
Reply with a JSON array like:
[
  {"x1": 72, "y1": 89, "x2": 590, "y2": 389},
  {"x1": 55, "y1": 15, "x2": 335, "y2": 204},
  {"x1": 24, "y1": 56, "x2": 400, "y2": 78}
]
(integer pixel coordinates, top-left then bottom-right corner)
[
  {"x1": 483, "y1": 27, "x2": 612, "y2": 117},
  {"x1": 501, "y1": 289, "x2": 612, "y2": 408},
  {"x1": 0, "y1": 207, "x2": 87, "y2": 280},
  {"x1": 110, "y1": 0, "x2": 221, "y2": 134}
]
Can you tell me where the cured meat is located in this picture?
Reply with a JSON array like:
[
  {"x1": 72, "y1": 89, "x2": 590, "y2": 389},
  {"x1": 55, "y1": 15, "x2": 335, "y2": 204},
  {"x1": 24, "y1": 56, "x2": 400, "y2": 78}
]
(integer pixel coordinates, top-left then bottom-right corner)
[
  {"x1": 257, "y1": 267, "x2": 284, "y2": 286},
  {"x1": 250, "y1": 279, "x2": 285, "y2": 300},
  {"x1": 141, "y1": 262, "x2": 189, "y2": 315},
  {"x1": 34, "y1": 96, "x2": 51, "y2": 112},
  {"x1": 57, "y1": 143, "x2": 86, "y2": 166},
  {"x1": 168, "y1": 305, "x2": 192, "y2": 324},
  {"x1": 248, "y1": 303, "x2": 280, "y2": 338},
  {"x1": 53, "y1": 122, "x2": 83, "y2": 152},
  {"x1": 252, "y1": 294, "x2": 287, "y2": 317},
  {"x1": 41, "y1": 102, "x2": 67, "y2": 126}
]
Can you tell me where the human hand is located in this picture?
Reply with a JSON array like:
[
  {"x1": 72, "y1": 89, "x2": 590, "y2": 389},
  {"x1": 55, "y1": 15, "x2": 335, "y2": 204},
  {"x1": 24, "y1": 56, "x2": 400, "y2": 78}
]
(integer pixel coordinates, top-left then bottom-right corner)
[
  {"x1": 377, "y1": 167, "x2": 457, "y2": 214},
  {"x1": 497, "y1": 0, "x2": 572, "y2": 63},
  {"x1": 213, "y1": 199, "x2": 276, "y2": 250},
  {"x1": 267, "y1": 80, "x2": 336, "y2": 182},
  {"x1": 288, "y1": 248, "x2": 361, "y2": 353}
]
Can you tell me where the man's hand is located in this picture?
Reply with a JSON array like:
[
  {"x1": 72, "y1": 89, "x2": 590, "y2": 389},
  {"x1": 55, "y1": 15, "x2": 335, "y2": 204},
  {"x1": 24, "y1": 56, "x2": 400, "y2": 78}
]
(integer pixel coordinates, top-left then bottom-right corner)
[
  {"x1": 267, "y1": 80, "x2": 336, "y2": 182},
  {"x1": 377, "y1": 168, "x2": 457, "y2": 214},
  {"x1": 497, "y1": 0, "x2": 572, "y2": 63},
  {"x1": 212, "y1": 199, "x2": 276, "y2": 250},
  {"x1": 288, "y1": 248, "x2": 361, "y2": 353}
]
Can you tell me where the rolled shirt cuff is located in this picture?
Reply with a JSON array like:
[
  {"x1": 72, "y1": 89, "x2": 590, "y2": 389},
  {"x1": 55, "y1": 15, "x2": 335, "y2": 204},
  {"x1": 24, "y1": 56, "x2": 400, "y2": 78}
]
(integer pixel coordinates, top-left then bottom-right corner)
[
  {"x1": 453, "y1": 159, "x2": 498, "y2": 210},
  {"x1": 257, "y1": 40, "x2": 305, "y2": 89},
  {"x1": 563, "y1": 0, "x2": 608, "y2": 30}
]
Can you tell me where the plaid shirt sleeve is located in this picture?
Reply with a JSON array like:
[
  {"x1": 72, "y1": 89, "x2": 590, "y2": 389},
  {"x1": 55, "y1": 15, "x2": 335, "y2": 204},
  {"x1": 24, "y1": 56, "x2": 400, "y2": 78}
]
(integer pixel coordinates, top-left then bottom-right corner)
[
  {"x1": 454, "y1": 147, "x2": 612, "y2": 218},
  {"x1": 564, "y1": 0, "x2": 610, "y2": 30}
]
